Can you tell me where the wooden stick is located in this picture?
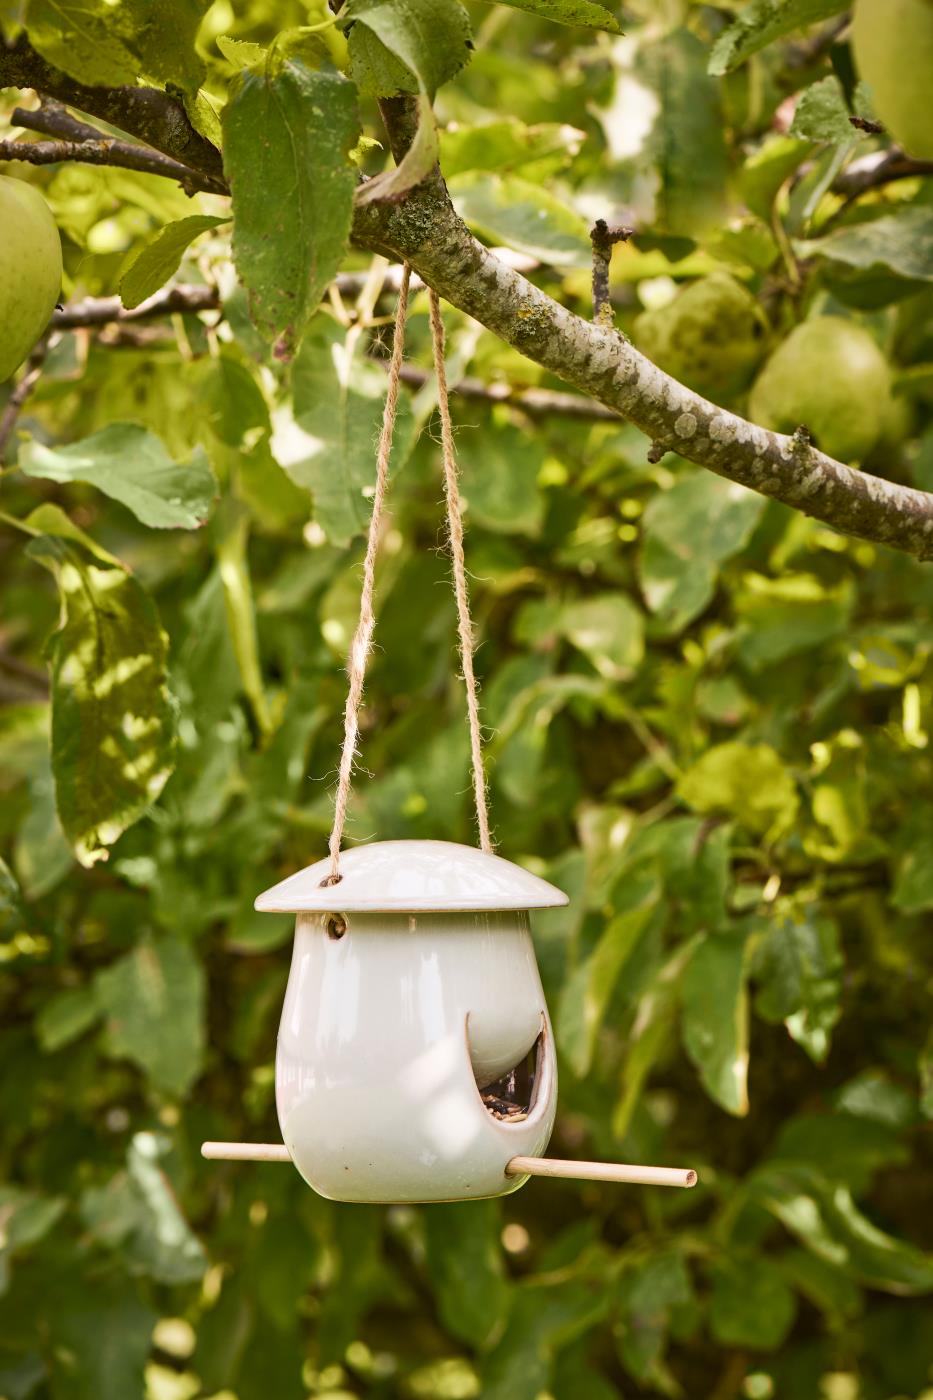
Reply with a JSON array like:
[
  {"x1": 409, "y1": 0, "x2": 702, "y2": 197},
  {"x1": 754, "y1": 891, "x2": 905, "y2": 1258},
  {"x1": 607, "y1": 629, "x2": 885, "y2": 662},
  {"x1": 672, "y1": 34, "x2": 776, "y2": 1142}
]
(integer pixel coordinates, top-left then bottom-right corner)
[
  {"x1": 200, "y1": 1142, "x2": 697, "y2": 1187},
  {"x1": 507, "y1": 1156, "x2": 697, "y2": 1188},
  {"x1": 201, "y1": 1141, "x2": 291, "y2": 1162}
]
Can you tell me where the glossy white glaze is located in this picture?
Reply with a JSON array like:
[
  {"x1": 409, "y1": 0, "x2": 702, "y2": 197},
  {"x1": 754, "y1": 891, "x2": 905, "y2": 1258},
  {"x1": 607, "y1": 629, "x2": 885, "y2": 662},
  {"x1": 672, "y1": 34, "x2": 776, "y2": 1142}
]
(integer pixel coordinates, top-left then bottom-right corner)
[
  {"x1": 255, "y1": 839, "x2": 569, "y2": 913},
  {"x1": 276, "y1": 908, "x2": 558, "y2": 1202}
]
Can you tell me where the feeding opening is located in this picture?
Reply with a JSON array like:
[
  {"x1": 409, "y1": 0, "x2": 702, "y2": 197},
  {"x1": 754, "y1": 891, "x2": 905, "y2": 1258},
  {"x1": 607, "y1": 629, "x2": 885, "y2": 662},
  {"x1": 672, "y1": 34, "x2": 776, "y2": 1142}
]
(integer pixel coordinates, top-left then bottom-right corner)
[{"x1": 474, "y1": 1030, "x2": 544, "y2": 1125}]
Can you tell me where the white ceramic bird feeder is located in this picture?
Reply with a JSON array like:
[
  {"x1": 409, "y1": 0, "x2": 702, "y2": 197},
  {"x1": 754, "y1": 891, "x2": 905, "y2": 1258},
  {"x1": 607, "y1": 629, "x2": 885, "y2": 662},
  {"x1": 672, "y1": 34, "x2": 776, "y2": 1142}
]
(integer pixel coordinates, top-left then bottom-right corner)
[
  {"x1": 201, "y1": 274, "x2": 696, "y2": 1202},
  {"x1": 262, "y1": 838, "x2": 559, "y2": 1202}
]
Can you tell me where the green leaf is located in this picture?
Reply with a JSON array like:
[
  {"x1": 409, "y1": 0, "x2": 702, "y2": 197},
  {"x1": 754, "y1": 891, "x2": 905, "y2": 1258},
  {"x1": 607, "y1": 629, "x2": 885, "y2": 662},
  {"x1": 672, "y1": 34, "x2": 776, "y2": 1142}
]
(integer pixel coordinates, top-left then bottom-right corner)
[
  {"x1": 440, "y1": 118, "x2": 585, "y2": 179},
  {"x1": 80, "y1": 1131, "x2": 207, "y2": 1283},
  {"x1": 345, "y1": 0, "x2": 472, "y2": 96},
  {"x1": 26, "y1": 520, "x2": 175, "y2": 867},
  {"x1": 281, "y1": 317, "x2": 415, "y2": 544},
  {"x1": 681, "y1": 929, "x2": 750, "y2": 1115},
  {"x1": 448, "y1": 171, "x2": 592, "y2": 266},
  {"x1": 345, "y1": 0, "x2": 470, "y2": 203},
  {"x1": 798, "y1": 207, "x2": 933, "y2": 284},
  {"x1": 119, "y1": 215, "x2": 229, "y2": 310},
  {"x1": 482, "y1": 1277, "x2": 610, "y2": 1400},
  {"x1": 0, "y1": 856, "x2": 26, "y2": 943},
  {"x1": 25, "y1": 0, "x2": 145, "y2": 84},
  {"x1": 640, "y1": 473, "x2": 764, "y2": 633},
  {"x1": 734, "y1": 573, "x2": 853, "y2": 671},
  {"x1": 752, "y1": 909, "x2": 843, "y2": 1063},
  {"x1": 25, "y1": 0, "x2": 207, "y2": 87},
  {"x1": 95, "y1": 936, "x2": 205, "y2": 1097},
  {"x1": 483, "y1": 0, "x2": 620, "y2": 31},
  {"x1": 49, "y1": 1283, "x2": 156, "y2": 1400},
  {"x1": 461, "y1": 421, "x2": 544, "y2": 535},
  {"x1": 789, "y1": 75, "x2": 854, "y2": 144},
  {"x1": 215, "y1": 508, "x2": 274, "y2": 739},
  {"x1": 559, "y1": 593, "x2": 645, "y2": 681},
  {"x1": 678, "y1": 742, "x2": 799, "y2": 841},
  {"x1": 21, "y1": 424, "x2": 217, "y2": 530},
  {"x1": 0, "y1": 1186, "x2": 66, "y2": 1294},
  {"x1": 708, "y1": 1254, "x2": 797, "y2": 1348},
  {"x1": 708, "y1": 0, "x2": 848, "y2": 76},
  {"x1": 558, "y1": 865, "x2": 661, "y2": 1076},
  {"x1": 424, "y1": 1201, "x2": 510, "y2": 1347},
  {"x1": 638, "y1": 30, "x2": 730, "y2": 235},
  {"x1": 614, "y1": 941, "x2": 694, "y2": 1137},
  {"x1": 35, "y1": 985, "x2": 101, "y2": 1052},
  {"x1": 223, "y1": 60, "x2": 360, "y2": 359},
  {"x1": 617, "y1": 1250, "x2": 693, "y2": 1382},
  {"x1": 754, "y1": 1164, "x2": 933, "y2": 1295}
]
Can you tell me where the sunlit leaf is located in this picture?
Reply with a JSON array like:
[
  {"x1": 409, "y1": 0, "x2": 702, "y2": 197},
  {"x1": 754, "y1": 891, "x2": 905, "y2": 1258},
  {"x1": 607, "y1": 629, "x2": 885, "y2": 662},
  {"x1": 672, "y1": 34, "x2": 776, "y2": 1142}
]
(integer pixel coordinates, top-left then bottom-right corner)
[
  {"x1": 21, "y1": 424, "x2": 217, "y2": 531},
  {"x1": 224, "y1": 60, "x2": 359, "y2": 359},
  {"x1": 27, "y1": 513, "x2": 175, "y2": 866}
]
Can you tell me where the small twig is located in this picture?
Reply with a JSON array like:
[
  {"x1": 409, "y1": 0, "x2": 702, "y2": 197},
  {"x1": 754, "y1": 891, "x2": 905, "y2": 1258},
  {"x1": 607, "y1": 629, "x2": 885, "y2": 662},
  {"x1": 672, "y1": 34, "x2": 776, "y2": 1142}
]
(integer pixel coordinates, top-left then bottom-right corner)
[
  {"x1": 52, "y1": 284, "x2": 220, "y2": 328},
  {"x1": 589, "y1": 219, "x2": 634, "y2": 327},
  {"x1": 832, "y1": 147, "x2": 933, "y2": 198},
  {"x1": 0, "y1": 338, "x2": 50, "y2": 458},
  {"x1": 395, "y1": 363, "x2": 620, "y2": 421},
  {"x1": 647, "y1": 440, "x2": 667, "y2": 464},
  {"x1": 0, "y1": 648, "x2": 49, "y2": 696},
  {"x1": 0, "y1": 127, "x2": 227, "y2": 195}
]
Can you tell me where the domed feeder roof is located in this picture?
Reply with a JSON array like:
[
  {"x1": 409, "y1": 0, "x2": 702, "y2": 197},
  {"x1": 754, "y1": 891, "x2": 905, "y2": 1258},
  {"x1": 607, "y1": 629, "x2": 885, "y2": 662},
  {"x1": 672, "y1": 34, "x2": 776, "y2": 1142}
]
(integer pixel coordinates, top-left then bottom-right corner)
[{"x1": 254, "y1": 839, "x2": 568, "y2": 914}]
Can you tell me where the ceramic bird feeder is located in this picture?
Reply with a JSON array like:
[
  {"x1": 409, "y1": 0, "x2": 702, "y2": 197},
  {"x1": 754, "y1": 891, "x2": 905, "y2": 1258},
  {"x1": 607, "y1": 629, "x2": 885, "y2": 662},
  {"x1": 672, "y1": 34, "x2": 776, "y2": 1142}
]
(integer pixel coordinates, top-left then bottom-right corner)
[
  {"x1": 255, "y1": 838, "x2": 563, "y2": 1203},
  {"x1": 200, "y1": 279, "x2": 697, "y2": 1203}
]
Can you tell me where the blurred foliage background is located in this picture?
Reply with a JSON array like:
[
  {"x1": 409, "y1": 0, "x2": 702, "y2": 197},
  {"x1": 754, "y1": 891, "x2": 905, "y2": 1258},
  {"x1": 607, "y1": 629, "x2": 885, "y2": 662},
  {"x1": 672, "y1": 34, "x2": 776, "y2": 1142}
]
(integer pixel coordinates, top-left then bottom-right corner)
[{"x1": 1, "y1": 1, "x2": 933, "y2": 1398}]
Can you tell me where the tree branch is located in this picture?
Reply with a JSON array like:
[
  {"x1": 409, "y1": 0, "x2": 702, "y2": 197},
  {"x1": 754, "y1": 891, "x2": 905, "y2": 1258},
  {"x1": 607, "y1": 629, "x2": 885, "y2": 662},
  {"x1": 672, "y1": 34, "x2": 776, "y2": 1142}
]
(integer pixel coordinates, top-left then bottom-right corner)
[
  {"x1": 396, "y1": 363, "x2": 619, "y2": 421},
  {"x1": 3, "y1": 44, "x2": 932, "y2": 560},
  {"x1": 0, "y1": 339, "x2": 49, "y2": 457},
  {"x1": 0, "y1": 134, "x2": 226, "y2": 194},
  {"x1": 352, "y1": 162, "x2": 933, "y2": 560},
  {"x1": 832, "y1": 147, "x2": 933, "y2": 198},
  {"x1": 51, "y1": 285, "x2": 221, "y2": 327},
  {"x1": 0, "y1": 31, "x2": 223, "y2": 179}
]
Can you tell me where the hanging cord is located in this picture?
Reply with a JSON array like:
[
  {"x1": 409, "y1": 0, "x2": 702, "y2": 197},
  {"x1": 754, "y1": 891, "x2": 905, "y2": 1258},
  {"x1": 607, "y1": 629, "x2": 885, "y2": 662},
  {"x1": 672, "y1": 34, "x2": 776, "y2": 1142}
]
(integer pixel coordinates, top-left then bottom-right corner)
[
  {"x1": 428, "y1": 288, "x2": 494, "y2": 854},
  {"x1": 325, "y1": 264, "x2": 412, "y2": 885}
]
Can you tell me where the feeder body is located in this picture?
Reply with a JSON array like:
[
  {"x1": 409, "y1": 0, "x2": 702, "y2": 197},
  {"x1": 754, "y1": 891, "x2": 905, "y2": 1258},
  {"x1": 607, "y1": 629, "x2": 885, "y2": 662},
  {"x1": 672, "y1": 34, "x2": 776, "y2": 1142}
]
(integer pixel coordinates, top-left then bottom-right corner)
[{"x1": 276, "y1": 909, "x2": 557, "y2": 1202}]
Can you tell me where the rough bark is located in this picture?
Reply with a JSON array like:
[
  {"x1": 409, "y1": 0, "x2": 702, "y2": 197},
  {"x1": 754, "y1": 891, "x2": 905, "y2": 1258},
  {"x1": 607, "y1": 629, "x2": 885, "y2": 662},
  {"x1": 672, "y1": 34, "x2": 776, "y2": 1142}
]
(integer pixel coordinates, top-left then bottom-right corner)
[{"x1": 0, "y1": 32, "x2": 223, "y2": 177}]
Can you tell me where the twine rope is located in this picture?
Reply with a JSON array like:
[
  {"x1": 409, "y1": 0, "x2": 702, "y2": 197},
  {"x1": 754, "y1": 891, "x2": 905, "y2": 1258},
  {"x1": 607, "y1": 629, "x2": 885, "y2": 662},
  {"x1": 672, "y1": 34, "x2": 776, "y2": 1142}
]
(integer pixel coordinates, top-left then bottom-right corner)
[
  {"x1": 428, "y1": 288, "x2": 493, "y2": 854},
  {"x1": 326, "y1": 265, "x2": 411, "y2": 884},
  {"x1": 325, "y1": 270, "x2": 492, "y2": 882}
]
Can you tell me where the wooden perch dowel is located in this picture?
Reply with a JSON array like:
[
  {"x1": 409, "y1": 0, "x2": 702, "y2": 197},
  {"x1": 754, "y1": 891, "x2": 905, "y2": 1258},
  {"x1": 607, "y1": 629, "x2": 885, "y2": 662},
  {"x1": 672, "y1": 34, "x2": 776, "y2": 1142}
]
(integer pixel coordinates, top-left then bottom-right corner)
[
  {"x1": 200, "y1": 1142, "x2": 697, "y2": 1187},
  {"x1": 202, "y1": 1141, "x2": 291, "y2": 1162},
  {"x1": 506, "y1": 1156, "x2": 698, "y2": 1189}
]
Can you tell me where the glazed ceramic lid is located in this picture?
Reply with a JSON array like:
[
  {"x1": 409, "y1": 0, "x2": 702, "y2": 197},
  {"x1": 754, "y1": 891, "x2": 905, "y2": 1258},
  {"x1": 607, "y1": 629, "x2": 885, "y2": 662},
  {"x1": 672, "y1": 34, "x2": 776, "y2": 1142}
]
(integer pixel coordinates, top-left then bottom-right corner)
[{"x1": 254, "y1": 839, "x2": 568, "y2": 914}]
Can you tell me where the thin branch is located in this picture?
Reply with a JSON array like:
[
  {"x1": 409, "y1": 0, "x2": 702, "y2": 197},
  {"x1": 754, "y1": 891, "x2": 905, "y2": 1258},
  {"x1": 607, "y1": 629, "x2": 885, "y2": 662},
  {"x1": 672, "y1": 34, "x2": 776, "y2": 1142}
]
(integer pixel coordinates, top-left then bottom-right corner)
[
  {"x1": 353, "y1": 104, "x2": 933, "y2": 561},
  {"x1": 0, "y1": 133, "x2": 227, "y2": 194},
  {"x1": 832, "y1": 147, "x2": 933, "y2": 198},
  {"x1": 0, "y1": 338, "x2": 49, "y2": 457},
  {"x1": 589, "y1": 219, "x2": 633, "y2": 327},
  {"x1": 0, "y1": 31, "x2": 223, "y2": 179},
  {"x1": 51, "y1": 284, "x2": 220, "y2": 328},
  {"x1": 396, "y1": 363, "x2": 619, "y2": 421}
]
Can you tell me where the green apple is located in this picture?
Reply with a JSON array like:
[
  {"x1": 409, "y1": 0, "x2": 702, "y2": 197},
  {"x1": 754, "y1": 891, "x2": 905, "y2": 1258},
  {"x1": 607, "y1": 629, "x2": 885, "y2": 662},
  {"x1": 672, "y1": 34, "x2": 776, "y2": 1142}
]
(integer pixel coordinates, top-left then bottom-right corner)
[
  {"x1": 852, "y1": 0, "x2": 933, "y2": 159},
  {"x1": 633, "y1": 272, "x2": 769, "y2": 403},
  {"x1": 749, "y1": 317, "x2": 892, "y2": 463},
  {"x1": 0, "y1": 176, "x2": 63, "y2": 383}
]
